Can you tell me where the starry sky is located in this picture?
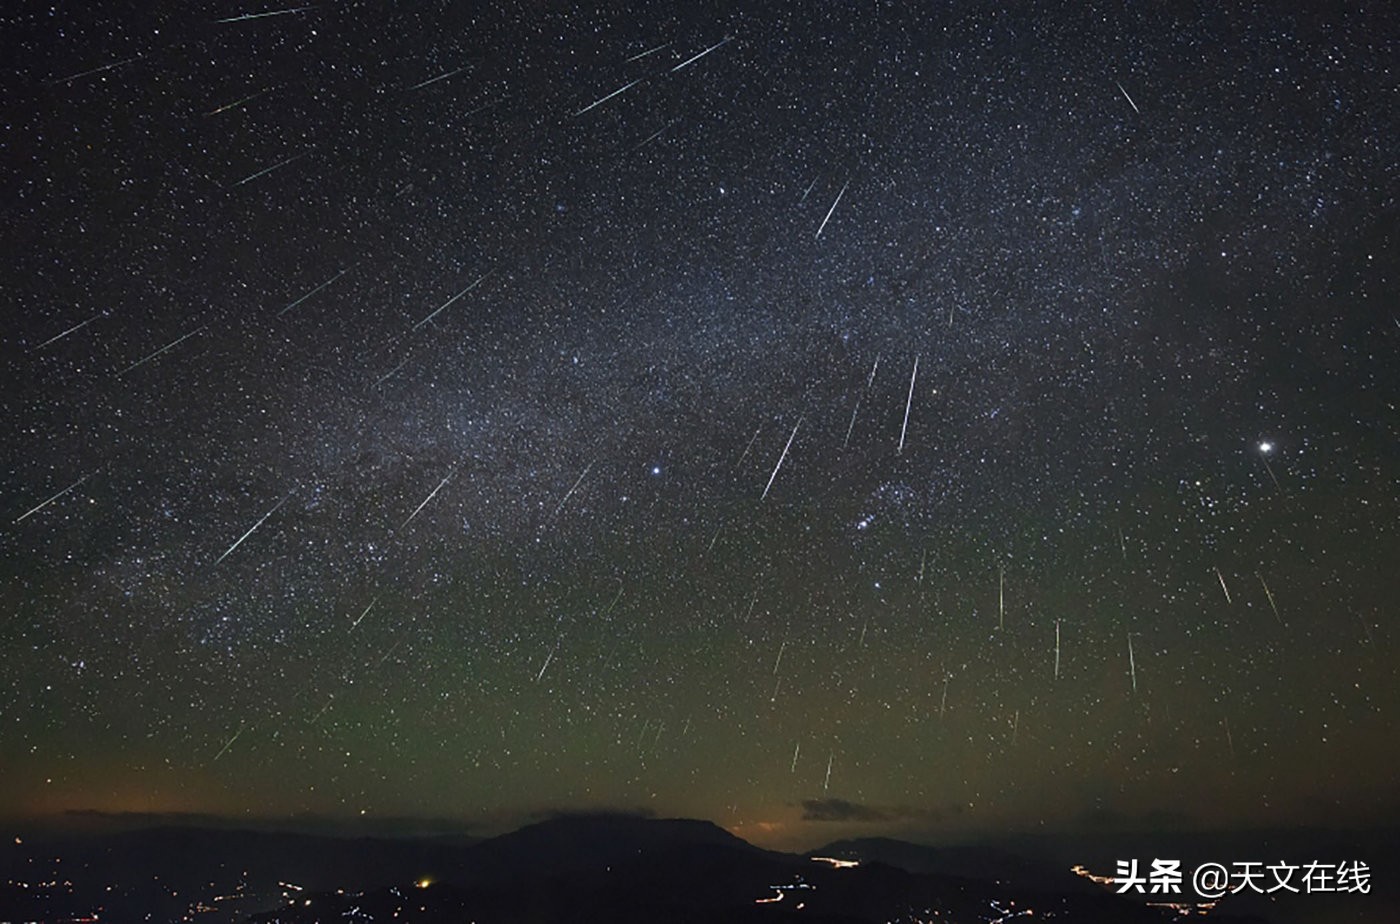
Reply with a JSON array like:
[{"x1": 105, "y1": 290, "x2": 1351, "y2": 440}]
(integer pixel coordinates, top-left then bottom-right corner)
[{"x1": 2, "y1": 1, "x2": 1397, "y2": 850}]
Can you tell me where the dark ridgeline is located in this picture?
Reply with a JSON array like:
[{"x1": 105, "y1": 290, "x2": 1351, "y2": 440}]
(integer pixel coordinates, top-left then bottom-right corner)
[
  {"x1": 219, "y1": 815, "x2": 1266, "y2": 924},
  {"x1": 804, "y1": 836, "x2": 1102, "y2": 893},
  {"x1": 22, "y1": 813, "x2": 1400, "y2": 922}
]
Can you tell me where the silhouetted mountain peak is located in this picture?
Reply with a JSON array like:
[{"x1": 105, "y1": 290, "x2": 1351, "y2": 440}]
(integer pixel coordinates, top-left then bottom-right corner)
[
  {"x1": 500, "y1": 813, "x2": 749, "y2": 849},
  {"x1": 458, "y1": 812, "x2": 763, "y2": 883}
]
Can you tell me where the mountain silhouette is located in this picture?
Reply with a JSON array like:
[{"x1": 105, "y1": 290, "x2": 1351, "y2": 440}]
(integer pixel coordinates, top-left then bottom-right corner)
[
  {"x1": 3, "y1": 814, "x2": 1295, "y2": 923},
  {"x1": 236, "y1": 815, "x2": 1269, "y2": 924},
  {"x1": 806, "y1": 835, "x2": 1096, "y2": 893}
]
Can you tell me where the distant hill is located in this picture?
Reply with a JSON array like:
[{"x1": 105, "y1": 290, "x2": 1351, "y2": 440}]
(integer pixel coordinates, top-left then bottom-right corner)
[
  {"x1": 806, "y1": 835, "x2": 1096, "y2": 893},
  {"x1": 235, "y1": 815, "x2": 1265, "y2": 924},
  {"x1": 460, "y1": 812, "x2": 766, "y2": 875},
  {"x1": 10, "y1": 815, "x2": 1394, "y2": 922}
]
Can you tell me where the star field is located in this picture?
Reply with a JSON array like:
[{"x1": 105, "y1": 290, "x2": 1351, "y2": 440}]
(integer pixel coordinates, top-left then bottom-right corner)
[{"x1": 2, "y1": 1, "x2": 1397, "y2": 848}]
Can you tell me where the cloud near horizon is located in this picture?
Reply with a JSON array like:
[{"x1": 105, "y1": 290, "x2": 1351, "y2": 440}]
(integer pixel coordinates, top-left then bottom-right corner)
[
  {"x1": 799, "y1": 799, "x2": 965, "y2": 824},
  {"x1": 801, "y1": 799, "x2": 891, "y2": 822}
]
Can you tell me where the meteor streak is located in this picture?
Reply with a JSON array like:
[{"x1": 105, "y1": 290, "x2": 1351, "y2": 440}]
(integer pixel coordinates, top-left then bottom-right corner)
[
  {"x1": 898, "y1": 355, "x2": 918, "y2": 452},
  {"x1": 1115, "y1": 80, "x2": 1141, "y2": 114},
  {"x1": 116, "y1": 325, "x2": 208, "y2": 377},
  {"x1": 761, "y1": 419, "x2": 801, "y2": 500},
  {"x1": 671, "y1": 37, "x2": 731, "y2": 72},
  {"x1": 575, "y1": 78, "x2": 644, "y2": 116},
  {"x1": 412, "y1": 272, "x2": 491, "y2": 331},
  {"x1": 217, "y1": 6, "x2": 313, "y2": 23},
  {"x1": 215, "y1": 495, "x2": 289, "y2": 564},
  {"x1": 15, "y1": 472, "x2": 96, "y2": 524},
  {"x1": 815, "y1": 179, "x2": 849, "y2": 238}
]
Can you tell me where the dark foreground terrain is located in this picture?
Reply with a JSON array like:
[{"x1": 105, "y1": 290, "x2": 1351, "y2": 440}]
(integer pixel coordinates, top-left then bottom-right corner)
[{"x1": 4, "y1": 815, "x2": 1393, "y2": 923}]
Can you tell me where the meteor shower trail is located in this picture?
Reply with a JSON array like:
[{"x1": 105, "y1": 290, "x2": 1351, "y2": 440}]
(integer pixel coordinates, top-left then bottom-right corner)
[{"x1": 4, "y1": 2, "x2": 1390, "y2": 871}]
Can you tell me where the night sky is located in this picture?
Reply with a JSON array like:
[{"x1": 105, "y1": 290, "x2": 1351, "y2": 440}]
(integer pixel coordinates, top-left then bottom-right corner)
[{"x1": 3, "y1": 1, "x2": 1397, "y2": 850}]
